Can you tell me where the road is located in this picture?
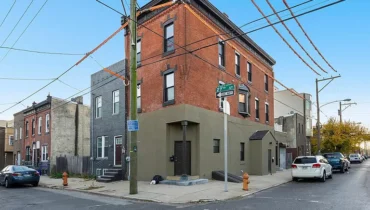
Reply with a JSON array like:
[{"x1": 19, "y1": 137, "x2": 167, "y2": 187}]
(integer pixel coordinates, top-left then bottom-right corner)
[{"x1": 1, "y1": 161, "x2": 369, "y2": 210}]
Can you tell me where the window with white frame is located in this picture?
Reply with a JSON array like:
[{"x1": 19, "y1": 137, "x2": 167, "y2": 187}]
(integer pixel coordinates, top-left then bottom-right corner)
[
  {"x1": 97, "y1": 136, "x2": 108, "y2": 158},
  {"x1": 113, "y1": 90, "x2": 119, "y2": 114},
  {"x1": 15, "y1": 129, "x2": 18, "y2": 141},
  {"x1": 9, "y1": 135, "x2": 14, "y2": 146},
  {"x1": 38, "y1": 117, "x2": 42, "y2": 135},
  {"x1": 46, "y1": 114, "x2": 50, "y2": 133},
  {"x1": 96, "y1": 168, "x2": 102, "y2": 176},
  {"x1": 265, "y1": 103, "x2": 269, "y2": 123},
  {"x1": 238, "y1": 86, "x2": 250, "y2": 116},
  {"x1": 19, "y1": 127, "x2": 22, "y2": 139},
  {"x1": 235, "y1": 52, "x2": 240, "y2": 76},
  {"x1": 137, "y1": 84, "x2": 141, "y2": 110},
  {"x1": 41, "y1": 145, "x2": 48, "y2": 161},
  {"x1": 25, "y1": 121, "x2": 29, "y2": 137},
  {"x1": 255, "y1": 98, "x2": 260, "y2": 120},
  {"x1": 137, "y1": 39, "x2": 141, "y2": 65},
  {"x1": 218, "y1": 81, "x2": 225, "y2": 111},
  {"x1": 164, "y1": 72, "x2": 174, "y2": 102},
  {"x1": 95, "y1": 96, "x2": 102, "y2": 118}
]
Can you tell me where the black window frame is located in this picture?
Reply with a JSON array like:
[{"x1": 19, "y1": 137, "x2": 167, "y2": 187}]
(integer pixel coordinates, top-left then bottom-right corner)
[
  {"x1": 25, "y1": 121, "x2": 29, "y2": 137},
  {"x1": 213, "y1": 139, "x2": 220, "y2": 153},
  {"x1": 235, "y1": 52, "x2": 240, "y2": 76},
  {"x1": 164, "y1": 22, "x2": 174, "y2": 53},
  {"x1": 240, "y1": 142, "x2": 245, "y2": 161},
  {"x1": 298, "y1": 123, "x2": 301, "y2": 133},
  {"x1": 31, "y1": 119, "x2": 35, "y2": 136},
  {"x1": 264, "y1": 74, "x2": 269, "y2": 92},
  {"x1": 255, "y1": 98, "x2": 260, "y2": 120},
  {"x1": 265, "y1": 103, "x2": 269, "y2": 123},
  {"x1": 218, "y1": 40, "x2": 225, "y2": 68},
  {"x1": 25, "y1": 146, "x2": 31, "y2": 161},
  {"x1": 162, "y1": 68, "x2": 176, "y2": 106},
  {"x1": 247, "y1": 62, "x2": 252, "y2": 82}
]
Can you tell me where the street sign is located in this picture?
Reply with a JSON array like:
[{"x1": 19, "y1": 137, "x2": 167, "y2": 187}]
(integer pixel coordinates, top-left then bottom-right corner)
[
  {"x1": 216, "y1": 83, "x2": 235, "y2": 93},
  {"x1": 216, "y1": 90, "x2": 234, "y2": 98},
  {"x1": 127, "y1": 120, "x2": 139, "y2": 132}
]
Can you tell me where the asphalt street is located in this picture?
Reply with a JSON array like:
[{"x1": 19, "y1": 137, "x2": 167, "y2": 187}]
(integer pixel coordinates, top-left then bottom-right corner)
[{"x1": 1, "y1": 161, "x2": 370, "y2": 210}]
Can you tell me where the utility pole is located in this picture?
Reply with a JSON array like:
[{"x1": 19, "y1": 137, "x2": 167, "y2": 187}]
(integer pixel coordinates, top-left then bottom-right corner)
[
  {"x1": 129, "y1": 0, "x2": 138, "y2": 195},
  {"x1": 315, "y1": 75, "x2": 340, "y2": 154},
  {"x1": 339, "y1": 102, "x2": 357, "y2": 124}
]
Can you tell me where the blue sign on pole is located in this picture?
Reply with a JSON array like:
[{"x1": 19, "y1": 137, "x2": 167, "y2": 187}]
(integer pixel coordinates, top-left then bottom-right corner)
[{"x1": 127, "y1": 120, "x2": 139, "y2": 132}]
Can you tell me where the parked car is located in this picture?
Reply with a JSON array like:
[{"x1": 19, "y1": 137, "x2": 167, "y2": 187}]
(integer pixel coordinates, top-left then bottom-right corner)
[
  {"x1": 349, "y1": 154, "x2": 363, "y2": 163},
  {"x1": 291, "y1": 156, "x2": 333, "y2": 182},
  {"x1": 0, "y1": 165, "x2": 40, "y2": 188},
  {"x1": 323, "y1": 152, "x2": 349, "y2": 173}
]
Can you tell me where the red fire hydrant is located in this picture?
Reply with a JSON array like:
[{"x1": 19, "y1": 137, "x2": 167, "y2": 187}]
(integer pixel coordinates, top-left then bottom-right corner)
[
  {"x1": 62, "y1": 172, "x2": 68, "y2": 186},
  {"x1": 243, "y1": 173, "x2": 249, "y2": 191}
]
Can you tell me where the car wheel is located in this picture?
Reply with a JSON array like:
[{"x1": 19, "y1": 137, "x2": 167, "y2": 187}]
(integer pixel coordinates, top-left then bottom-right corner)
[
  {"x1": 32, "y1": 182, "x2": 39, "y2": 187},
  {"x1": 292, "y1": 177, "x2": 298, "y2": 182},
  {"x1": 320, "y1": 171, "x2": 326, "y2": 182},
  {"x1": 5, "y1": 179, "x2": 10, "y2": 188},
  {"x1": 328, "y1": 172, "x2": 333, "y2": 179},
  {"x1": 340, "y1": 166, "x2": 345, "y2": 173}
]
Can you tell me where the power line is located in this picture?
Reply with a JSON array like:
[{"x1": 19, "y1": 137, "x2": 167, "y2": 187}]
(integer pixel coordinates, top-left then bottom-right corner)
[
  {"x1": 121, "y1": 0, "x2": 128, "y2": 16},
  {"x1": 0, "y1": 77, "x2": 55, "y2": 81},
  {"x1": 251, "y1": 0, "x2": 321, "y2": 76},
  {"x1": 0, "y1": 46, "x2": 85, "y2": 56},
  {"x1": 283, "y1": 0, "x2": 337, "y2": 73},
  {"x1": 0, "y1": 0, "x2": 49, "y2": 63},
  {"x1": 0, "y1": 102, "x2": 17, "y2": 106},
  {"x1": 0, "y1": 0, "x2": 34, "y2": 47},
  {"x1": 57, "y1": 79, "x2": 81, "y2": 91},
  {"x1": 0, "y1": 0, "x2": 17, "y2": 29},
  {"x1": 96, "y1": 0, "x2": 124, "y2": 15},
  {"x1": 266, "y1": 0, "x2": 328, "y2": 74}
]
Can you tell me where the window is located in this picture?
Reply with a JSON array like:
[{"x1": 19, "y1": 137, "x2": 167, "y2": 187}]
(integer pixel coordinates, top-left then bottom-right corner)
[
  {"x1": 113, "y1": 90, "x2": 119, "y2": 114},
  {"x1": 240, "y1": 143, "x2": 245, "y2": 161},
  {"x1": 255, "y1": 98, "x2": 260, "y2": 120},
  {"x1": 32, "y1": 119, "x2": 35, "y2": 135},
  {"x1": 164, "y1": 72, "x2": 174, "y2": 102},
  {"x1": 137, "y1": 84, "x2": 141, "y2": 110},
  {"x1": 9, "y1": 135, "x2": 14, "y2": 146},
  {"x1": 265, "y1": 103, "x2": 269, "y2": 123},
  {"x1": 239, "y1": 94, "x2": 247, "y2": 113},
  {"x1": 302, "y1": 124, "x2": 304, "y2": 134},
  {"x1": 38, "y1": 117, "x2": 42, "y2": 135},
  {"x1": 19, "y1": 127, "x2": 22, "y2": 139},
  {"x1": 137, "y1": 39, "x2": 141, "y2": 65},
  {"x1": 25, "y1": 146, "x2": 31, "y2": 161},
  {"x1": 298, "y1": 123, "x2": 301, "y2": 133},
  {"x1": 264, "y1": 74, "x2": 268, "y2": 92},
  {"x1": 25, "y1": 121, "x2": 29, "y2": 137},
  {"x1": 238, "y1": 85, "x2": 250, "y2": 116},
  {"x1": 219, "y1": 81, "x2": 225, "y2": 111},
  {"x1": 46, "y1": 114, "x2": 50, "y2": 133},
  {"x1": 235, "y1": 53, "x2": 240, "y2": 76},
  {"x1": 95, "y1": 96, "x2": 102, "y2": 118},
  {"x1": 247, "y1": 62, "x2": 252, "y2": 82},
  {"x1": 164, "y1": 23, "x2": 174, "y2": 52},
  {"x1": 97, "y1": 136, "x2": 108, "y2": 158},
  {"x1": 294, "y1": 157, "x2": 317, "y2": 164},
  {"x1": 213, "y1": 139, "x2": 220, "y2": 153},
  {"x1": 15, "y1": 129, "x2": 18, "y2": 141},
  {"x1": 218, "y1": 40, "x2": 225, "y2": 67},
  {"x1": 41, "y1": 145, "x2": 48, "y2": 161}
]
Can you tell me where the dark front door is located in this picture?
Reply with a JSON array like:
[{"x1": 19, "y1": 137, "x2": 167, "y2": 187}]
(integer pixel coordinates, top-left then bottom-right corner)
[
  {"x1": 115, "y1": 136, "x2": 123, "y2": 166},
  {"x1": 174, "y1": 141, "x2": 191, "y2": 176},
  {"x1": 268, "y1": 149, "x2": 272, "y2": 174}
]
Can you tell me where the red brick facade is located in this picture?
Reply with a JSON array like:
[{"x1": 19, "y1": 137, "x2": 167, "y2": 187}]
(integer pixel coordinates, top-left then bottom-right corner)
[{"x1": 125, "y1": 2, "x2": 275, "y2": 126}]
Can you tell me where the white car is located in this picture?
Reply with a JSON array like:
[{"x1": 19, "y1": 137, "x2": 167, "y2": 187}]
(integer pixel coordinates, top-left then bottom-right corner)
[
  {"x1": 292, "y1": 156, "x2": 333, "y2": 182},
  {"x1": 349, "y1": 154, "x2": 363, "y2": 163}
]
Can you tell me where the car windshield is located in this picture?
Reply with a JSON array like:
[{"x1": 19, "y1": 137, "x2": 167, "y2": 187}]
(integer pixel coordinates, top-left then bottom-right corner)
[
  {"x1": 294, "y1": 157, "x2": 317, "y2": 164},
  {"x1": 12, "y1": 166, "x2": 31, "y2": 171},
  {"x1": 350, "y1": 154, "x2": 358, "y2": 157},
  {"x1": 324, "y1": 154, "x2": 342, "y2": 159}
]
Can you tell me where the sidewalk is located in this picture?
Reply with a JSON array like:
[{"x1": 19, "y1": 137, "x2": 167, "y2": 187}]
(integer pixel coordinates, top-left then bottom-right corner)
[{"x1": 39, "y1": 170, "x2": 291, "y2": 204}]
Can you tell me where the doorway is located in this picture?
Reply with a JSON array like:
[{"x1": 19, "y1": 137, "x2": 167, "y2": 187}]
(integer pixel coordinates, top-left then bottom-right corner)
[
  {"x1": 114, "y1": 136, "x2": 123, "y2": 166},
  {"x1": 174, "y1": 141, "x2": 191, "y2": 176},
  {"x1": 17, "y1": 152, "x2": 21, "y2": 165},
  {"x1": 268, "y1": 149, "x2": 272, "y2": 174}
]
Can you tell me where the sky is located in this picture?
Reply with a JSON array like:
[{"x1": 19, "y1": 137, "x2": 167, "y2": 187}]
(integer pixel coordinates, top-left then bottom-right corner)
[{"x1": 0, "y1": 0, "x2": 369, "y2": 129}]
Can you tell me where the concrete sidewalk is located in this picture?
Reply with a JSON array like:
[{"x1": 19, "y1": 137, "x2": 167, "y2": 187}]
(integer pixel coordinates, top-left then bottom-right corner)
[{"x1": 39, "y1": 170, "x2": 291, "y2": 204}]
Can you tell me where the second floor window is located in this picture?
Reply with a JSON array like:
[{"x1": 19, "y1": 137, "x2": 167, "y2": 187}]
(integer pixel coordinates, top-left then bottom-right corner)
[
  {"x1": 32, "y1": 119, "x2": 35, "y2": 135},
  {"x1": 264, "y1": 74, "x2": 269, "y2": 92},
  {"x1": 164, "y1": 72, "x2": 174, "y2": 102},
  {"x1": 218, "y1": 40, "x2": 225, "y2": 67},
  {"x1": 164, "y1": 23, "x2": 174, "y2": 52},
  {"x1": 15, "y1": 129, "x2": 18, "y2": 140},
  {"x1": 113, "y1": 90, "x2": 119, "y2": 114},
  {"x1": 255, "y1": 98, "x2": 260, "y2": 120},
  {"x1": 137, "y1": 84, "x2": 141, "y2": 110},
  {"x1": 137, "y1": 39, "x2": 141, "y2": 65},
  {"x1": 46, "y1": 114, "x2": 50, "y2": 133},
  {"x1": 19, "y1": 127, "x2": 22, "y2": 139},
  {"x1": 9, "y1": 135, "x2": 14, "y2": 146},
  {"x1": 235, "y1": 53, "x2": 240, "y2": 76},
  {"x1": 25, "y1": 121, "x2": 29, "y2": 137},
  {"x1": 265, "y1": 103, "x2": 269, "y2": 123},
  {"x1": 38, "y1": 117, "x2": 42, "y2": 135},
  {"x1": 96, "y1": 96, "x2": 102, "y2": 118},
  {"x1": 247, "y1": 62, "x2": 252, "y2": 82}
]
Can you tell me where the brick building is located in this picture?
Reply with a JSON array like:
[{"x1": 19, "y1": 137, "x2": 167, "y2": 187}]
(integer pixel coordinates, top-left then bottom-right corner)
[{"x1": 119, "y1": 0, "x2": 279, "y2": 180}]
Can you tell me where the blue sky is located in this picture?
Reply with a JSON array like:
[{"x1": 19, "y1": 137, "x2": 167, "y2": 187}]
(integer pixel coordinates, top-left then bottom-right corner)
[{"x1": 0, "y1": 0, "x2": 369, "y2": 129}]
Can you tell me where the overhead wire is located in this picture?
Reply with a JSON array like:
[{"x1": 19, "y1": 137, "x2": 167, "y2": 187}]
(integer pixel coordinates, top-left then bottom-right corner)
[
  {"x1": 0, "y1": 0, "x2": 17, "y2": 29},
  {"x1": 57, "y1": 79, "x2": 81, "y2": 91},
  {"x1": 265, "y1": 0, "x2": 328, "y2": 74},
  {"x1": 0, "y1": 0, "x2": 34, "y2": 47},
  {"x1": 96, "y1": 0, "x2": 124, "y2": 15},
  {"x1": 0, "y1": 0, "x2": 49, "y2": 63},
  {"x1": 251, "y1": 0, "x2": 321, "y2": 76},
  {"x1": 120, "y1": 0, "x2": 128, "y2": 16},
  {"x1": 283, "y1": 0, "x2": 338, "y2": 73},
  {"x1": 0, "y1": 77, "x2": 55, "y2": 81},
  {"x1": 0, "y1": 46, "x2": 84, "y2": 56}
]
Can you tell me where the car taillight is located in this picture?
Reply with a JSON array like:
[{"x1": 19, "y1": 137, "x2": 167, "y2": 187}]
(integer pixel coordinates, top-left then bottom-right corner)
[
  {"x1": 35, "y1": 171, "x2": 40, "y2": 176},
  {"x1": 291, "y1": 164, "x2": 297, "y2": 169},
  {"x1": 312, "y1": 163, "x2": 321, "y2": 168},
  {"x1": 12, "y1": 173, "x2": 21, "y2": 177}
]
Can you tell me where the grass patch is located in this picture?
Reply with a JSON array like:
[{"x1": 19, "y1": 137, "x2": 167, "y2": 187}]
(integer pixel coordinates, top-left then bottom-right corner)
[{"x1": 50, "y1": 172, "x2": 95, "y2": 180}]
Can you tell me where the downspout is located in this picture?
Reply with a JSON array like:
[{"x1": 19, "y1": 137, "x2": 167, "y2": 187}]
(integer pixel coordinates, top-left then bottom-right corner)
[
  {"x1": 91, "y1": 94, "x2": 94, "y2": 175},
  {"x1": 75, "y1": 104, "x2": 79, "y2": 156}
]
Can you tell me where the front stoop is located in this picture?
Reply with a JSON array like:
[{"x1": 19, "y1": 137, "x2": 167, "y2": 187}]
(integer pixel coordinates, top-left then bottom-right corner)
[
  {"x1": 96, "y1": 169, "x2": 122, "y2": 183},
  {"x1": 160, "y1": 175, "x2": 208, "y2": 186}
]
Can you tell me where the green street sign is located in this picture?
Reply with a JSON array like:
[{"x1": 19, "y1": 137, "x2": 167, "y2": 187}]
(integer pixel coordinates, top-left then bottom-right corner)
[{"x1": 216, "y1": 83, "x2": 235, "y2": 93}]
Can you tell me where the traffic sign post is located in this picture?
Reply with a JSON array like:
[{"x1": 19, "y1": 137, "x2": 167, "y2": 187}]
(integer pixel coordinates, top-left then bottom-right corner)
[{"x1": 127, "y1": 120, "x2": 139, "y2": 132}]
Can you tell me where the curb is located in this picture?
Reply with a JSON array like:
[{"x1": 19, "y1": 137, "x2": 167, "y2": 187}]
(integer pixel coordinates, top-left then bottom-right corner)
[{"x1": 240, "y1": 180, "x2": 292, "y2": 198}]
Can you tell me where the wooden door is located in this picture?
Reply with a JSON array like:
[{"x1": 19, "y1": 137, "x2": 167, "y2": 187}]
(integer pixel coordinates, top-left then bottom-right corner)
[{"x1": 115, "y1": 136, "x2": 123, "y2": 166}]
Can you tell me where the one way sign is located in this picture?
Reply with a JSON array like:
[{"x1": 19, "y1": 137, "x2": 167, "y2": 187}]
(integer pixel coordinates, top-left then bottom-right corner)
[{"x1": 216, "y1": 90, "x2": 234, "y2": 98}]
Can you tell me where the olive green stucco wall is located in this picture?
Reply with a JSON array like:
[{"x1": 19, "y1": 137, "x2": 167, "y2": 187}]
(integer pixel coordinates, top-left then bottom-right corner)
[{"x1": 136, "y1": 104, "x2": 279, "y2": 181}]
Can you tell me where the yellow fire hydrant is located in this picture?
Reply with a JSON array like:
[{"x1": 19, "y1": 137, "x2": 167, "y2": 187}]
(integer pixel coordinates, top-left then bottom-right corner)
[
  {"x1": 243, "y1": 173, "x2": 249, "y2": 191},
  {"x1": 62, "y1": 172, "x2": 68, "y2": 186}
]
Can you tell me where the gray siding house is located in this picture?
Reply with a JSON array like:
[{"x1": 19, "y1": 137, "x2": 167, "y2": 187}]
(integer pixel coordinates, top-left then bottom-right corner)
[{"x1": 90, "y1": 60, "x2": 127, "y2": 180}]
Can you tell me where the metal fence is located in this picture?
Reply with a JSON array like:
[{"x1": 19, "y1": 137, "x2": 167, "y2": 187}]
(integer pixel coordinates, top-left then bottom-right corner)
[{"x1": 56, "y1": 155, "x2": 90, "y2": 175}]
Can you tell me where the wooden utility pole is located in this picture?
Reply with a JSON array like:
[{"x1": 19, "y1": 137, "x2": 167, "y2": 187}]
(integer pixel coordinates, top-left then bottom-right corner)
[{"x1": 129, "y1": 0, "x2": 138, "y2": 195}]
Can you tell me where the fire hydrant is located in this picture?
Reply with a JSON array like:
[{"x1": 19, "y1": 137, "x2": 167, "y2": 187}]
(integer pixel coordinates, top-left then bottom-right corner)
[
  {"x1": 243, "y1": 173, "x2": 249, "y2": 191},
  {"x1": 62, "y1": 172, "x2": 68, "y2": 186}
]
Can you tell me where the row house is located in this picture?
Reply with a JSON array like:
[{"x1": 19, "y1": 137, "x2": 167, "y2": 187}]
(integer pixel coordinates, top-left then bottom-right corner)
[
  {"x1": 12, "y1": 95, "x2": 90, "y2": 173},
  {"x1": 0, "y1": 120, "x2": 14, "y2": 169},
  {"x1": 90, "y1": 0, "x2": 285, "y2": 181}
]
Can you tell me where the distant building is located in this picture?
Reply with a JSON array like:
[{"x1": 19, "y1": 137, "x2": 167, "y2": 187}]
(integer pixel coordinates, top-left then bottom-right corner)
[{"x1": 0, "y1": 121, "x2": 14, "y2": 168}]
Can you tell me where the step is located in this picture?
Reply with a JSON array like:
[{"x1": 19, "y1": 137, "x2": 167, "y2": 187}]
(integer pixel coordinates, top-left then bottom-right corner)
[
  {"x1": 104, "y1": 172, "x2": 118, "y2": 176},
  {"x1": 96, "y1": 177, "x2": 113, "y2": 183},
  {"x1": 101, "y1": 175, "x2": 115, "y2": 179},
  {"x1": 166, "y1": 175, "x2": 200, "y2": 181},
  {"x1": 105, "y1": 169, "x2": 122, "y2": 173}
]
